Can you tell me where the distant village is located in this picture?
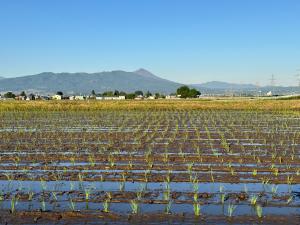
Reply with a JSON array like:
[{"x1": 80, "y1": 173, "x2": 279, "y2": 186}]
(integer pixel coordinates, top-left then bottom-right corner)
[{"x1": 0, "y1": 86, "x2": 202, "y2": 101}]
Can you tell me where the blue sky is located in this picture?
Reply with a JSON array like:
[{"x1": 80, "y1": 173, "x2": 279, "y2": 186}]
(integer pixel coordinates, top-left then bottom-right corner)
[{"x1": 0, "y1": 0, "x2": 300, "y2": 85}]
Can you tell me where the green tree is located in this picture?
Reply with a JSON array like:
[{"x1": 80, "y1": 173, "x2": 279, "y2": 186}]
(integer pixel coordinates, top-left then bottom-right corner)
[
  {"x1": 102, "y1": 91, "x2": 114, "y2": 97},
  {"x1": 189, "y1": 88, "x2": 201, "y2": 98},
  {"x1": 20, "y1": 91, "x2": 27, "y2": 97},
  {"x1": 114, "y1": 90, "x2": 120, "y2": 96},
  {"x1": 176, "y1": 86, "x2": 190, "y2": 98},
  {"x1": 56, "y1": 91, "x2": 63, "y2": 96},
  {"x1": 145, "y1": 91, "x2": 152, "y2": 97},
  {"x1": 135, "y1": 90, "x2": 143, "y2": 96},
  {"x1": 176, "y1": 86, "x2": 201, "y2": 98},
  {"x1": 4, "y1": 92, "x2": 16, "y2": 98},
  {"x1": 126, "y1": 93, "x2": 136, "y2": 99},
  {"x1": 154, "y1": 93, "x2": 160, "y2": 99}
]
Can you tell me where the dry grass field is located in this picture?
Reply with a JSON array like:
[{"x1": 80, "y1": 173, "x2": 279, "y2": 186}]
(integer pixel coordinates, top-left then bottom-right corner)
[{"x1": 0, "y1": 98, "x2": 300, "y2": 112}]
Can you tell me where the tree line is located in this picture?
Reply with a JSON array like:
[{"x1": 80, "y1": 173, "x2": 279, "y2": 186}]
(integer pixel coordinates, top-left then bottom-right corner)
[{"x1": 1, "y1": 86, "x2": 201, "y2": 99}]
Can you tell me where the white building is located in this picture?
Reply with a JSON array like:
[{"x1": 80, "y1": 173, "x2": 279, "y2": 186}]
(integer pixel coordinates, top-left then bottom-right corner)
[
  {"x1": 52, "y1": 94, "x2": 62, "y2": 100},
  {"x1": 134, "y1": 95, "x2": 144, "y2": 100},
  {"x1": 96, "y1": 96, "x2": 125, "y2": 100},
  {"x1": 147, "y1": 96, "x2": 155, "y2": 100},
  {"x1": 166, "y1": 95, "x2": 181, "y2": 99},
  {"x1": 75, "y1": 96, "x2": 85, "y2": 100}
]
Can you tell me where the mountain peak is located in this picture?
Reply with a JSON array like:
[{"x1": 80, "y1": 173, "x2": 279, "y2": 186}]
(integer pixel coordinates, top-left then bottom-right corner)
[
  {"x1": 135, "y1": 68, "x2": 150, "y2": 73},
  {"x1": 133, "y1": 68, "x2": 159, "y2": 79}
]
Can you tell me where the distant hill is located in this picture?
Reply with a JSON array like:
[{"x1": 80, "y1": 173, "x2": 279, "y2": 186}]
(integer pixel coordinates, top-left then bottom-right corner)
[
  {"x1": 1, "y1": 70, "x2": 299, "y2": 96},
  {"x1": 191, "y1": 81, "x2": 300, "y2": 95},
  {"x1": 193, "y1": 81, "x2": 257, "y2": 90},
  {"x1": 0, "y1": 76, "x2": 4, "y2": 80},
  {"x1": 0, "y1": 69, "x2": 183, "y2": 95}
]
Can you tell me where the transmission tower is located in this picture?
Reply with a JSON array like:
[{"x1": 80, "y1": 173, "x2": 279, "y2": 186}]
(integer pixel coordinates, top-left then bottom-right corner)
[
  {"x1": 296, "y1": 70, "x2": 300, "y2": 87},
  {"x1": 255, "y1": 82, "x2": 261, "y2": 97},
  {"x1": 270, "y1": 74, "x2": 276, "y2": 87}
]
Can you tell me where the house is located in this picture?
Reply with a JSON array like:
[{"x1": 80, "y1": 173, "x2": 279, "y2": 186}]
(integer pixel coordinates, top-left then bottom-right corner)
[
  {"x1": 166, "y1": 95, "x2": 180, "y2": 99},
  {"x1": 88, "y1": 95, "x2": 96, "y2": 100},
  {"x1": 96, "y1": 96, "x2": 126, "y2": 100},
  {"x1": 25, "y1": 94, "x2": 36, "y2": 101},
  {"x1": 147, "y1": 96, "x2": 155, "y2": 100},
  {"x1": 15, "y1": 96, "x2": 26, "y2": 101},
  {"x1": 95, "y1": 96, "x2": 103, "y2": 100},
  {"x1": 75, "y1": 95, "x2": 85, "y2": 100},
  {"x1": 134, "y1": 95, "x2": 144, "y2": 100},
  {"x1": 266, "y1": 91, "x2": 272, "y2": 97},
  {"x1": 40, "y1": 96, "x2": 51, "y2": 100},
  {"x1": 52, "y1": 94, "x2": 62, "y2": 100}
]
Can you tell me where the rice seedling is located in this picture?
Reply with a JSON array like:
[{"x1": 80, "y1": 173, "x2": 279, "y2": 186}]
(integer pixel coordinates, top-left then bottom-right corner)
[
  {"x1": 193, "y1": 203, "x2": 201, "y2": 216},
  {"x1": 10, "y1": 196, "x2": 18, "y2": 213},
  {"x1": 130, "y1": 199, "x2": 139, "y2": 214},
  {"x1": 227, "y1": 203, "x2": 237, "y2": 217},
  {"x1": 69, "y1": 198, "x2": 76, "y2": 211},
  {"x1": 250, "y1": 195, "x2": 258, "y2": 206},
  {"x1": 102, "y1": 199, "x2": 110, "y2": 213},
  {"x1": 255, "y1": 204, "x2": 263, "y2": 218},
  {"x1": 164, "y1": 200, "x2": 172, "y2": 214}
]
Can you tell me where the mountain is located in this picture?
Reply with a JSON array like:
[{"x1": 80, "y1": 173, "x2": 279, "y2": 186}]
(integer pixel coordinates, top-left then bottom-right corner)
[
  {"x1": 0, "y1": 69, "x2": 183, "y2": 94},
  {"x1": 1, "y1": 70, "x2": 299, "y2": 96},
  {"x1": 133, "y1": 68, "x2": 162, "y2": 80},
  {"x1": 0, "y1": 76, "x2": 4, "y2": 80},
  {"x1": 191, "y1": 81, "x2": 300, "y2": 95},
  {"x1": 193, "y1": 81, "x2": 257, "y2": 90}
]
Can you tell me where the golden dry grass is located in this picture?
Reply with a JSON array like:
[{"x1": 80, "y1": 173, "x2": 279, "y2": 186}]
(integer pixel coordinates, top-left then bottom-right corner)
[{"x1": 0, "y1": 99, "x2": 299, "y2": 112}]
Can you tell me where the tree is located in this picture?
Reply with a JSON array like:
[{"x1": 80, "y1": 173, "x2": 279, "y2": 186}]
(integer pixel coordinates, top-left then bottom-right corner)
[
  {"x1": 176, "y1": 86, "x2": 201, "y2": 98},
  {"x1": 119, "y1": 91, "x2": 127, "y2": 96},
  {"x1": 154, "y1": 93, "x2": 160, "y2": 99},
  {"x1": 189, "y1": 88, "x2": 201, "y2": 98},
  {"x1": 135, "y1": 90, "x2": 143, "y2": 96},
  {"x1": 102, "y1": 91, "x2": 114, "y2": 97},
  {"x1": 114, "y1": 90, "x2": 120, "y2": 96},
  {"x1": 91, "y1": 90, "x2": 96, "y2": 96},
  {"x1": 4, "y1": 92, "x2": 16, "y2": 98},
  {"x1": 56, "y1": 91, "x2": 63, "y2": 96},
  {"x1": 176, "y1": 86, "x2": 190, "y2": 98},
  {"x1": 145, "y1": 91, "x2": 152, "y2": 97},
  {"x1": 126, "y1": 93, "x2": 136, "y2": 99},
  {"x1": 20, "y1": 91, "x2": 26, "y2": 97}
]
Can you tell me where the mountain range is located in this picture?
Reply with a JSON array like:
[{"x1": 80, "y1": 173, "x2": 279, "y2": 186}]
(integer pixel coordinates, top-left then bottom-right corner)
[
  {"x1": 0, "y1": 69, "x2": 182, "y2": 95},
  {"x1": 0, "y1": 69, "x2": 299, "y2": 95},
  {"x1": 193, "y1": 81, "x2": 300, "y2": 95},
  {"x1": 193, "y1": 81, "x2": 257, "y2": 90}
]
